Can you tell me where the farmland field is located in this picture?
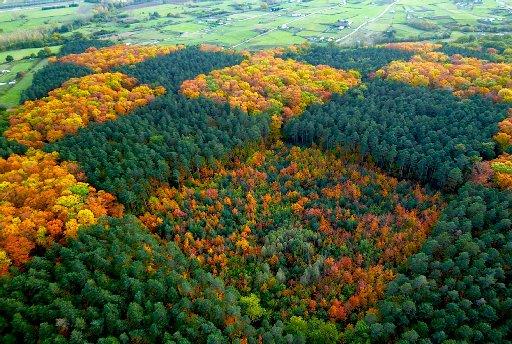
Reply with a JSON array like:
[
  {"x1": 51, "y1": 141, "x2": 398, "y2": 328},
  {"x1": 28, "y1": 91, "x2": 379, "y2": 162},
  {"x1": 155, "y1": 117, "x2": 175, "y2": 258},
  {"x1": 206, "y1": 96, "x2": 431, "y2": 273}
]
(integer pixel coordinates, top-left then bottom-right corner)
[
  {"x1": 0, "y1": 2, "x2": 95, "y2": 34},
  {"x1": 0, "y1": 0, "x2": 510, "y2": 107},
  {"x1": 65, "y1": 0, "x2": 512, "y2": 48},
  {"x1": 0, "y1": 46, "x2": 60, "y2": 108}
]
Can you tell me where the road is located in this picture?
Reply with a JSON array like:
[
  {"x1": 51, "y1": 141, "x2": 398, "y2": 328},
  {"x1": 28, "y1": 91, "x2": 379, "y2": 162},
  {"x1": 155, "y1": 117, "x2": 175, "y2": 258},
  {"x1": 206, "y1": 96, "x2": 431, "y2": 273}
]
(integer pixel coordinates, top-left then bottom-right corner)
[{"x1": 336, "y1": 0, "x2": 399, "y2": 43}]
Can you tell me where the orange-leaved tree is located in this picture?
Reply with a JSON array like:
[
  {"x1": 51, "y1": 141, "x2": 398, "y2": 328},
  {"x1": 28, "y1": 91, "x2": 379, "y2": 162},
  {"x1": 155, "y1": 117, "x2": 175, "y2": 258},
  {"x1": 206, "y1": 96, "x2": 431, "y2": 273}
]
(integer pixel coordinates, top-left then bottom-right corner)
[
  {"x1": 5, "y1": 72, "x2": 165, "y2": 148},
  {"x1": 58, "y1": 44, "x2": 184, "y2": 72},
  {"x1": 181, "y1": 54, "x2": 360, "y2": 119},
  {"x1": 382, "y1": 42, "x2": 442, "y2": 53},
  {"x1": 0, "y1": 149, "x2": 123, "y2": 274}
]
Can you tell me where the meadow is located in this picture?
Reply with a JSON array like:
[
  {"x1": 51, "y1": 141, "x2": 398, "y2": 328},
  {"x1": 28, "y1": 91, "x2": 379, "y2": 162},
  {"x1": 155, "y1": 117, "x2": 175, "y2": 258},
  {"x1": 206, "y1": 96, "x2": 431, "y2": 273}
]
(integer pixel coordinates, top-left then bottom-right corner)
[
  {"x1": 0, "y1": 2, "x2": 94, "y2": 34},
  {"x1": 0, "y1": 46, "x2": 60, "y2": 108},
  {"x1": 0, "y1": 0, "x2": 509, "y2": 108}
]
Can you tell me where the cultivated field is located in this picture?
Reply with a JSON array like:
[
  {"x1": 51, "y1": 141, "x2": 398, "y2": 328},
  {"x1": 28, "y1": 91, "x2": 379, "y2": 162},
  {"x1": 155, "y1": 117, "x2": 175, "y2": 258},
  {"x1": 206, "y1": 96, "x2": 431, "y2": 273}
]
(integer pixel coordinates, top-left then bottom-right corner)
[
  {"x1": 0, "y1": 46, "x2": 60, "y2": 107},
  {"x1": 72, "y1": 0, "x2": 511, "y2": 48},
  {"x1": 0, "y1": 0, "x2": 510, "y2": 108}
]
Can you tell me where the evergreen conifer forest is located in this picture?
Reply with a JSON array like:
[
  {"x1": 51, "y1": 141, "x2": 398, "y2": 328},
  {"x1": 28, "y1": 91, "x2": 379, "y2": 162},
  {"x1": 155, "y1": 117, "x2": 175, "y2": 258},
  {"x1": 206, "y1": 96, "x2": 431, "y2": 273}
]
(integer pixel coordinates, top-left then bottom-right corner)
[{"x1": 1, "y1": 37, "x2": 512, "y2": 343}]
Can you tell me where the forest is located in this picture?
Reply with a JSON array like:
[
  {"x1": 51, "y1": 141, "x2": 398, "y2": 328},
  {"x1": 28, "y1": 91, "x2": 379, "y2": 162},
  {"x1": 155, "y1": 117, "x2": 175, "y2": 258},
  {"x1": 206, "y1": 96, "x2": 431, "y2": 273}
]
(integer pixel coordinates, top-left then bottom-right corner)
[
  {"x1": 280, "y1": 45, "x2": 414, "y2": 77},
  {"x1": 283, "y1": 79, "x2": 508, "y2": 190},
  {"x1": 0, "y1": 39, "x2": 511, "y2": 343}
]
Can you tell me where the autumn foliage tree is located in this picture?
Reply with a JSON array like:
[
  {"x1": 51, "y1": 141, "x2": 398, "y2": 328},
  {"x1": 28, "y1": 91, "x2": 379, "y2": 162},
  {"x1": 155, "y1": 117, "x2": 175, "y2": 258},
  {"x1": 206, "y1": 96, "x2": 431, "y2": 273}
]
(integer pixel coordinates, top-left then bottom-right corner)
[
  {"x1": 383, "y1": 42, "x2": 443, "y2": 53},
  {"x1": 5, "y1": 72, "x2": 165, "y2": 148},
  {"x1": 0, "y1": 149, "x2": 123, "y2": 274},
  {"x1": 180, "y1": 55, "x2": 360, "y2": 119},
  {"x1": 58, "y1": 44, "x2": 184, "y2": 72},
  {"x1": 376, "y1": 52, "x2": 512, "y2": 101}
]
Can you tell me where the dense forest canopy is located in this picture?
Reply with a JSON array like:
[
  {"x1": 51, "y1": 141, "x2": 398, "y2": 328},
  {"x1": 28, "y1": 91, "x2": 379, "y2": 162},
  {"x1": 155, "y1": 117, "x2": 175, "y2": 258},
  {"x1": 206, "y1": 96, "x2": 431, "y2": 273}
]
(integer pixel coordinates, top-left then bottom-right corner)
[
  {"x1": 45, "y1": 47, "x2": 265, "y2": 211},
  {"x1": 280, "y1": 45, "x2": 414, "y2": 77},
  {"x1": 1, "y1": 37, "x2": 512, "y2": 343},
  {"x1": 115, "y1": 47, "x2": 245, "y2": 92},
  {"x1": 20, "y1": 62, "x2": 93, "y2": 102},
  {"x1": 0, "y1": 216, "x2": 259, "y2": 343},
  {"x1": 283, "y1": 79, "x2": 508, "y2": 190},
  {"x1": 57, "y1": 39, "x2": 114, "y2": 57},
  {"x1": 371, "y1": 183, "x2": 512, "y2": 343},
  {"x1": 47, "y1": 94, "x2": 269, "y2": 211},
  {"x1": 142, "y1": 145, "x2": 442, "y2": 329}
]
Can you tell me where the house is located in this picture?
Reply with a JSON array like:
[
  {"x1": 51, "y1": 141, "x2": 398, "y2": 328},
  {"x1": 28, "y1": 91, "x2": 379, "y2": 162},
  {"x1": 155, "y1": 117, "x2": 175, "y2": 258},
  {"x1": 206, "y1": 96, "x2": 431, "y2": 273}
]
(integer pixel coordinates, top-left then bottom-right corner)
[{"x1": 336, "y1": 19, "x2": 351, "y2": 29}]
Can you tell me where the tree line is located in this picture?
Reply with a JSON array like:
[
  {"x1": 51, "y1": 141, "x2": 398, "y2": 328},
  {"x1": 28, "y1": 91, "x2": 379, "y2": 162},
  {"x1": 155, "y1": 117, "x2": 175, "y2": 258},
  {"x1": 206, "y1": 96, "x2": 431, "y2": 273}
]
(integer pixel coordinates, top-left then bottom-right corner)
[
  {"x1": 58, "y1": 39, "x2": 114, "y2": 56},
  {"x1": 440, "y1": 44, "x2": 496, "y2": 61},
  {"x1": 115, "y1": 46, "x2": 244, "y2": 92},
  {"x1": 280, "y1": 45, "x2": 414, "y2": 77}
]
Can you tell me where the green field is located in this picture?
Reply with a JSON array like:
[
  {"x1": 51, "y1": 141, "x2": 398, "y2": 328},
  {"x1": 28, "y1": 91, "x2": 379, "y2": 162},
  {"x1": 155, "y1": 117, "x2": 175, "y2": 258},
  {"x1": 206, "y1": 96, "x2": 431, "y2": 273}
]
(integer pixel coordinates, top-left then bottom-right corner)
[
  {"x1": 0, "y1": 2, "x2": 95, "y2": 34},
  {"x1": 0, "y1": 59, "x2": 47, "y2": 107},
  {"x1": 0, "y1": 0, "x2": 510, "y2": 108},
  {"x1": 75, "y1": 0, "x2": 509, "y2": 48},
  {"x1": 0, "y1": 45, "x2": 60, "y2": 61},
  {"x1": 0, "y1": 45, "x2": 60, "y2": 108},
  {"x1": 2, "y1": 0, "x2": 510, "y2": 49}
]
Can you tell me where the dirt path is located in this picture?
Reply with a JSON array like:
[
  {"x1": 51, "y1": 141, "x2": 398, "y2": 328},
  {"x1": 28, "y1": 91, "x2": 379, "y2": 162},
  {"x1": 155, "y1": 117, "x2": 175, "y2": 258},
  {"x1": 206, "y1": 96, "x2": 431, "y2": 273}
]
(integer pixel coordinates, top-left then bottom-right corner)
[{"x1": 335, "y1": 0, "x2": 399, "y2": 43}]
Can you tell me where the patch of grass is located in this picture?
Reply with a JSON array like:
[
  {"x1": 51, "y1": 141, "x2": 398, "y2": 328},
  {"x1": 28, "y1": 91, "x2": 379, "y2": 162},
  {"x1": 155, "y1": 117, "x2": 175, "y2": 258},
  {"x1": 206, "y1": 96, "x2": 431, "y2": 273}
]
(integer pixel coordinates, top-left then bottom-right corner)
[
  {"x1": 1, "y1": 0, "x2": 508, "y2": 51},
  {"x1": 0, "y1": 45, "x2": 61, "y2": 62},
  {"x1": 0, "y1": 58, "x2": 47, "y2": 108}
]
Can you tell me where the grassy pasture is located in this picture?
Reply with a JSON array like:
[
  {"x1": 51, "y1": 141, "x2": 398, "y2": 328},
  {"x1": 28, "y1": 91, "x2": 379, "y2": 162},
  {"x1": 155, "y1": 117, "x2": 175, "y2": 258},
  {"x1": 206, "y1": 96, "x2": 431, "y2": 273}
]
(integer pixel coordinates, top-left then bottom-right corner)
[
  {"x1": 0, "y1": 3, "x2": 93, "y2": 34},
  {"x1": 0, "y1": 58, "x2": 47, "y2": 108},
  {"x1": 0, "y1": 0, "x2": 509, "y2": 108},
  {"x1": 0, "y1": 45, "x2": 60, "y2": 61}
]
